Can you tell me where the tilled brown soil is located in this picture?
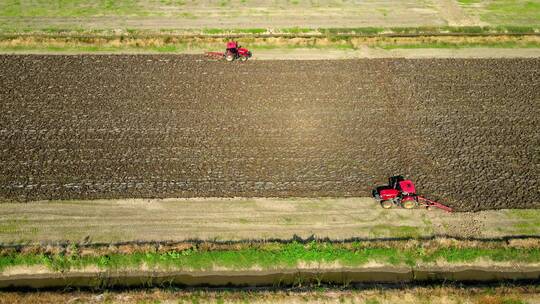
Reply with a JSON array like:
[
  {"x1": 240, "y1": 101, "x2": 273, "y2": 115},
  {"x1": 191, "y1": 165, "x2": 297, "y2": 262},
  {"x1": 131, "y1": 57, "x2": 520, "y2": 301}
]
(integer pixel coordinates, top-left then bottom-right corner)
[{"x1": 0, "y1": 55, "x2": 538, "y2": 211}]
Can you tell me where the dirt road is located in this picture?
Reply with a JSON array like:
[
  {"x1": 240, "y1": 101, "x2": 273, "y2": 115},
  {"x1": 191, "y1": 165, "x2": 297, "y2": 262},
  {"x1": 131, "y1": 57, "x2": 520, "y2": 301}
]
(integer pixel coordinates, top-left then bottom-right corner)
[
  {"x1": 7, "y1": 48, "x2": 540, "y2": 59},
  {"x1": 0, "y1": 198, "x2": 538, "y2": 244},
  {"x1": 433, "y1": 0, "x2": 480, "y2": 26},
  {"x1": 0, "y1": 56, "x2": 538, "y2": 210},
  {"x1": 250, "y1": 48, "x2": 540, "y2": 60}
]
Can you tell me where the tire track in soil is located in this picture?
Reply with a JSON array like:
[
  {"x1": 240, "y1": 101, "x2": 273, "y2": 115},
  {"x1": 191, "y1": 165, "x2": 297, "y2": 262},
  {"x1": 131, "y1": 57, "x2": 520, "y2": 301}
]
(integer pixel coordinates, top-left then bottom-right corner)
[{"x1": 0, "y1": 55, "x2": 538, "y2": 211}]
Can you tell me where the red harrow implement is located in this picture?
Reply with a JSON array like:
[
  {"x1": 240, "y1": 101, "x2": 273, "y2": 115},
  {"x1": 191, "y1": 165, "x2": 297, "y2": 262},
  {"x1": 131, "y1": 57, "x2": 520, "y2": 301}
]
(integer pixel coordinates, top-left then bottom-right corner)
[
  {"x1": 205, "y1": 41, "x2": 252, "y2": 62},
  {"x1": 372, "y1": 175, "x2": 453, "y2": 212}
]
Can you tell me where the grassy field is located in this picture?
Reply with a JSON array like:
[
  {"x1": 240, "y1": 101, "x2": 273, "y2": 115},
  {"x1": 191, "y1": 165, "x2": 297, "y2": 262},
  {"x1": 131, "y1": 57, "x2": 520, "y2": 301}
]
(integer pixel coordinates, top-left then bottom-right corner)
[
  {"x1": 0, "y1": 0, "x2": 446, "y2": 31},
  {"x1": 0, "y1": 1, "x2": 539, "y2": 52},
  {"x1": 0, "y1": 33, "x2": 538, "y2": 54},
  {"x1": 458, "y1": 0, "x2": 540, "y2": 26},
  {"x1": 0, "y1": 0, "x2": 539, "y2": 32},
  {"x1": 2, "y1": 241, "x2": 540, "y2": 272},
  {"x1": 2, "y1": 198, "x2": 540, "y2": 244},
  {"x1": 1, "y1": 285, "x2": 538, "y2": 304},
  {"x1": 0, "y1": 0, "x2": 178, "y2": 17},
  {"x1": 0, "y1": 0, "x2": 538, "y2": 23}
]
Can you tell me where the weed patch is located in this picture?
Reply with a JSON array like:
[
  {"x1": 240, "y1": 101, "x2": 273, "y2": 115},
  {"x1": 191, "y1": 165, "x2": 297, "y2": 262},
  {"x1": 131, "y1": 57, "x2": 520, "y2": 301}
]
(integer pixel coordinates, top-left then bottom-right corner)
[{"x1": 1, "y1": 242, "x2": 539, "y2": 272}]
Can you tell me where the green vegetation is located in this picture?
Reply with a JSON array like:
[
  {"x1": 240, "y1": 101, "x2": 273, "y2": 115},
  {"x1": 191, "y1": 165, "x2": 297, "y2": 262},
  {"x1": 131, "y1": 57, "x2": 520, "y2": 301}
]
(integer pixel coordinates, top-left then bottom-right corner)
[
  {"x1": 202, "y1": 28, "x2": 227, "y2": 35},
  {"x1": 508, "y1": 209, "x2": 540, "y2": 220},
  {"x1": 219, "y1": 0, "x2": 230, "y2": 7},
  {"x1": 377, "y1": 41, "x2": 540, "y2": 50},
  {"x1": 0, "y1": 25, "x2": 538, "y2": 35},
  {"x1": 507, "y1": 210, "x2": 540, "y2": 235},
  {"x1": 0, "y1": 0, "x2": 144, "y2": 17},
  {"x1": 485, "y1": 1, "x2": 540, "y2": 23},
  {"x1": 280, "y1": 27, "x2": 312, "y2": 34},
  {"x1": 0, "y1": 218, "x2": 38, "y2": 235},
  {"x1": 1, "y1": 242, "x2": 540, "y2": 272},
  {"x1": 458, "y1": 0, "x2": 540, "y2": 26},
  {"x1": 369, "y1": 225, "x2": 425, "y2": 238},
  {"x1": 0, "y1": 0, "x2": 200, "y2": 17},
  {"x1": 0, "y1": 44, "x2": 191, "y2": 53},
  {"x1": 201, "y1": 28, "x2": 266, "y2": 34},
  {"x1": 1, "y1": 37, "x2": 537, "y2": 54},
  {"x1": 0, "y1": 0, "x2": 539, "y2": 35},
  {"x1": 1, "y1": 285, "x2": 538, "y2": 303},
  {"x1": 323, "y1": 27, "x2": 385, "y2": 35},
  {"x1": 0, "y1": 18, "x2": 538, "y2": 53}
]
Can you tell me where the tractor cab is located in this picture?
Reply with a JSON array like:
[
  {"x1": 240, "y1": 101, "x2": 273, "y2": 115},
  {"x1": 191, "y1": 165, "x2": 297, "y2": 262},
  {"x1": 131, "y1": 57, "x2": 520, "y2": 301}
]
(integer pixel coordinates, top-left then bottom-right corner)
[
  {"x1": 389, "y1": 176, "x2": 416, "y2": 195},
  {"x1": 388, "y1": 175, "x2": 404, "y2": 189},
  {"x1": 399, "y1": 180, "x2": 416, "y2": 195},
  {"x1": 226, "y1": 41, "x2": 239, "y2": 53}
]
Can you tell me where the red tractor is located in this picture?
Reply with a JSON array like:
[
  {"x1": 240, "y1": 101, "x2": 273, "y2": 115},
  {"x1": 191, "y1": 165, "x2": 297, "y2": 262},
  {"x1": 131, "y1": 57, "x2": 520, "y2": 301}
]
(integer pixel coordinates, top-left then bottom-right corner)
[
  {"x1": 205, "y1": 41, "x2": 252, "y2": 62},
  {"x1": 372, "y1": 176, "x2": 453, "y2": 212},
  {"x1": 225, "y1": 41, "x2": 252, "y2": 62}
]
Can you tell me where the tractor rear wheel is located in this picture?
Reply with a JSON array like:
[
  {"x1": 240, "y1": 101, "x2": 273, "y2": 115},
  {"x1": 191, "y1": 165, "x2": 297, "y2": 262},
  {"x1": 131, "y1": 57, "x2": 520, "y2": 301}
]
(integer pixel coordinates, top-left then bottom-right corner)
[
  {"x1": 225, "y1": 52, "x2": 235, "y2": 62},
  {"x1": 381, "y1": 200, "x2": 393, "y2": 209},
  {"x1": 402, "y1": 200, "x2": 416, "y2": 209}
]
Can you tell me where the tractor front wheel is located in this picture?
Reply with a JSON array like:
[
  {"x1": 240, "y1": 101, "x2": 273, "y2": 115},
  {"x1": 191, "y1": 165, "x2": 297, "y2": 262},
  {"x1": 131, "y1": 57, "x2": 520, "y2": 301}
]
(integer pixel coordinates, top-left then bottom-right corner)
[
  {"x1": 381, "y1": 200, "x2": 394, "y2": 209},
  {"x1": 240, "y1": 56, "x2": 249, "y2": 62},
  {"x1": 402, "y1": 200, "x2": 416, "y2": 209}
]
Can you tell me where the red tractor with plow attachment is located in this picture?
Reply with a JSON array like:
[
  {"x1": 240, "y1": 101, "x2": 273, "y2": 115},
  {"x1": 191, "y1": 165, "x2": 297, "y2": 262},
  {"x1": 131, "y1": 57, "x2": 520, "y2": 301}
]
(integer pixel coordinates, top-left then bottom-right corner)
[
  {"x1": 206, "y1": 41, "x2": 252, "y2": 62},
  {"x1": 373, "y1": 176, "x2": 453, "y2": 212}
]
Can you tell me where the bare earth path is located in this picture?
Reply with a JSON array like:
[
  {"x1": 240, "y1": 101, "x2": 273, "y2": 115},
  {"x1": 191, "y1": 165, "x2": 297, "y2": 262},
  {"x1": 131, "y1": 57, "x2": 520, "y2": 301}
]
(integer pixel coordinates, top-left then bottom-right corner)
[
  {"x1": 434, "y1": 0, "x2": 480, "y2": 26},
  {"x1": 1, "y1": 198, "x2": 539, "y2": 244},
  {"x1": 5, "y1": 48, "x2": 540, "y2": 59},
  {"x1": 251, "y1": 48, "x2": 540, "y2": 60}
]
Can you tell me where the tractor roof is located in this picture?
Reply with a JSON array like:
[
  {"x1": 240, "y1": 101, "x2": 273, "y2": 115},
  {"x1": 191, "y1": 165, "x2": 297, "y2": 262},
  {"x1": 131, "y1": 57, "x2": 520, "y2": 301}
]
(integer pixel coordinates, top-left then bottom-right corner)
[{"x1": 399, "y1": 180, "x2": 416, "y2": 194}]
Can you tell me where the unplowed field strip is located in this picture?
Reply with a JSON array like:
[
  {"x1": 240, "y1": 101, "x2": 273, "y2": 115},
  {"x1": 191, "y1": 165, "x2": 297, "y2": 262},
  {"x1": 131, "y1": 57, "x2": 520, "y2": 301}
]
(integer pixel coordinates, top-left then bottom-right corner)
[
  {"x1": 0, "y1": 198, "x2": 539, "y2": 243},
  {"x1": 0, "y1": 55, "x2": 538, "y2": 211}
]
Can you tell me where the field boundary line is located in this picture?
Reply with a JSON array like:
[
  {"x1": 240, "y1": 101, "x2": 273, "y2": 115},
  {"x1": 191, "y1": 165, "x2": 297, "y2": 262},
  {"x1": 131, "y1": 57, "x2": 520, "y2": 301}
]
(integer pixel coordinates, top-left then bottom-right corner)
[
  {"x1": 2, "y1": 235, "x2": 540, "y2": 249},
  {"x1": 1, "y1": 32, "x2": 540, "y2": 40}
]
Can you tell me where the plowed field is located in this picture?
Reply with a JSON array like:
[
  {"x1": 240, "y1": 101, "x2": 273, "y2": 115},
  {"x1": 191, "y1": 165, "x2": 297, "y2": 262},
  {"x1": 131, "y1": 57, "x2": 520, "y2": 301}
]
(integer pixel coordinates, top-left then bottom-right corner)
[{"x1": 0, "y1": 55, "x2": 538, "y2": 211}]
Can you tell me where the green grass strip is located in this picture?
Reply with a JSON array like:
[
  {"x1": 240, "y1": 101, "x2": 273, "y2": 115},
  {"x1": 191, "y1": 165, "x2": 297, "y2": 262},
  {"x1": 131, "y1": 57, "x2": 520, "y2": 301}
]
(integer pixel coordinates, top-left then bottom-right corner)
[
  {"x1": 1, "y1": 242, "x2": 540, "y2": 272},
  {"x1": 0, "y1": 25, "x2": 537, "y2": 35}
]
